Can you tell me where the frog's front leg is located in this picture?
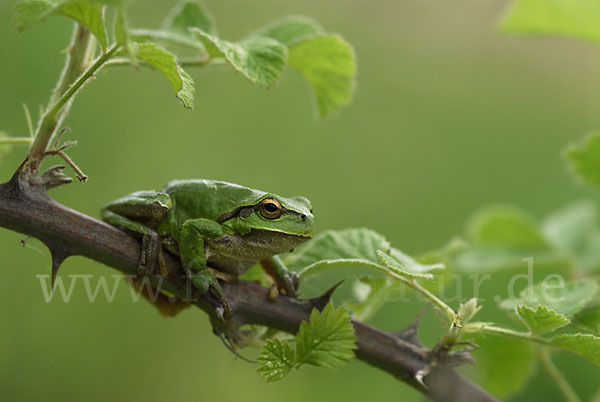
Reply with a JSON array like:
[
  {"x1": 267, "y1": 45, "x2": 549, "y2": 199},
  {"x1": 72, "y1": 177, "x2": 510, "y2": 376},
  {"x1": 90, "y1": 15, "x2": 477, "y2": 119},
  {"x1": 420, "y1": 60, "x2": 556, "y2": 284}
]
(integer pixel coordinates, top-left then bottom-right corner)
[
  {"x1": 260, "y1": 255, "x2": 299, "y2": 298},
  {"x1": 179, "y1": 218, "x2": 231, "y2": 317},
  {"x1": 101, "y1": 191, "x2": 171, "y2": 275}
]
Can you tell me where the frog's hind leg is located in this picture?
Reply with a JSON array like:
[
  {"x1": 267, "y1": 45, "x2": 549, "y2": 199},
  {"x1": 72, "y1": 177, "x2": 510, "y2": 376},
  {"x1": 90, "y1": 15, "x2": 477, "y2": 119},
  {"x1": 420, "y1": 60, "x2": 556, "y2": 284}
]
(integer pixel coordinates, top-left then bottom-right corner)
[{"x1": 101, "y1": 191, "x2": 172, "y2": 275}]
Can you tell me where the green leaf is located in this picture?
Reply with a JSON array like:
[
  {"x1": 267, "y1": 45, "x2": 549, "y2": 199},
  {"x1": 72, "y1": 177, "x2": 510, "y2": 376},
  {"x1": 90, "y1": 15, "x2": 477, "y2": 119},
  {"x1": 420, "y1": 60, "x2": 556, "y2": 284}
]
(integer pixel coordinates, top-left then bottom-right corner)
[
  {"x1": 191, "y1": 29, "x2": 287, "y2": 88},
  {"x1": 134, "y1": 43, "x2": 195, "y2": 109},
  {"x1": 13, "y1": 0, "x2": 108, "y2": 49},
  {"x1": 296, "y1": 304, "x2": 356, "y2": 369},
  {"x1": 289, "y1": 228, "x2": 389, "y2": 272},
  {"x1": 257, "y1": 338, "x2": 295, "y2": 382},
  {"x1": 467, "y1": 204, "x2": 548, "y2": 248},
  {"x1": 565, "y1": 133, "x2": 600, "y2": 187},
  {"x1": 572, "y1": 292, "x2": 600, "y2": 333},
  {"x1": 516, "y1": 304, "x2": 569, "y2": 335},
  {"x1": 468, "y1": 336, "x2": 536, "y2": 398},
  {"x1": 252, "y1": 17, "x2": 356, "y2": 117},
  {"x1": 130, "y1": 29, "x2": 205, "y2": 51},
  {"x1": 455, "y1": 204, "x2": 568, "y2": 274},
  {"x1": 454, "y1": 246, "x2": 563, "y2": 274},
  {"x1": 573, "y1": 296, "x2": 600, "y2": 334},
  {"x1": 290, "y1": 229, "x2": 442, "y2": 280},
  {"x1": 257, "y1": 304, "x2": 356, "y2": 382},
  {"x1": 55, "y1": 0, "x2": 107, "y2": 48},
  {"x1": 500, "y1": 280, "x2": 599, "y2": 317},
  {"x1": 377, "y1": 249, "x2": 442, "y2": 280},
  {"x1": 12, "y1": 0, "x2": 55, "y2": 31},
  {"x1": 501, "y1": 0, "x2": 600, "y2": 44},
  {"x1": 133, "y1": 1, "x2": 214, "y2": 54},
  {"x1": 162, "y1": 0, "x2": 215, "y2": 37},
  {"x1": 458, "y1": 201, "x2": 600, "y2": 274},
  {"x1": 542, "y1": 200, "x2": 600, "y2": 272},
  {"x1": 551, "y1": 333, "x2": 600, "y2": 367},
  {"x1": 254, "y1": 15, "x2": 324, "y2": 46},
  {"x1": 288, "y1": 34, "x2": 356, "y2": 118},
  {"x1": 89, "y1": 0, "x2": 126, "y2": 4}
]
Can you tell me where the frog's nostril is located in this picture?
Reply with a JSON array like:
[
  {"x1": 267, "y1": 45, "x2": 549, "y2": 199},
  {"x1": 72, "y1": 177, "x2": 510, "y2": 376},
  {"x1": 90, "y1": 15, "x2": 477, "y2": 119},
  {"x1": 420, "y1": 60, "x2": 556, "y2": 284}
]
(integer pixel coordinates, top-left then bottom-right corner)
[{"x1": 300, "y1": 214, "x2": 307, "y2": 221}]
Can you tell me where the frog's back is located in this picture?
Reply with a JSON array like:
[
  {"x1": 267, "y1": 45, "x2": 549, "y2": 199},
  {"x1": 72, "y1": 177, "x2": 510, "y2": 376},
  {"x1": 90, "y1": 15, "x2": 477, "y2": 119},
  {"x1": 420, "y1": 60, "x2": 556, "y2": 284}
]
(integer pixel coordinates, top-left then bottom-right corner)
[{"x1": 162, "y1": 179, "x2": 267, "y2": 222}]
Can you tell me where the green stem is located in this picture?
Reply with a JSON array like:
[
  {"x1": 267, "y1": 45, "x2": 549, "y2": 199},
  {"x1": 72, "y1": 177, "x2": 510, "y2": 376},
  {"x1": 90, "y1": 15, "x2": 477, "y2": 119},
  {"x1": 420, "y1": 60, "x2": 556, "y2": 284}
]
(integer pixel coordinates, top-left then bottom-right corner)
[
  {"x1": 52, "y1": 25, "x2": 98, "y2": 105},
  {"x1": 105, "y1": 56, "x2": 218, "y2": 68},
  {"x1": 27, "y1": 25, "x2": 94, "y2": 164},
  {"x1": 45, "y1": 45, "x2": 119, "y2": 125},
  {"x1": 479, "y1": 325, "x2": 551, "y2": 346},
  {"x1": 538, "y1": 347, "x2": 582, "y2": 402},
  {"x1": 0, "y1": 138, "x2": 33, "y2": 145},
  {"x1": 26, "y1": 25, "x2": 119, "y2": 172},
  {"x1": 391, "y1": 274, "x2": 456, "y2": 323}
]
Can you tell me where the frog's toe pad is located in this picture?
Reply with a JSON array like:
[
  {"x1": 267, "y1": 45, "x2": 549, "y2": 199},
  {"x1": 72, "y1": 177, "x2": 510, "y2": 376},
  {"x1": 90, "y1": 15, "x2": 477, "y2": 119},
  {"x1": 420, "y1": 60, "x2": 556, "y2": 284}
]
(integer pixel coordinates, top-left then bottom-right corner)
[{"x1": 280, "y1": 272, "x2": 299, "y2": 297}]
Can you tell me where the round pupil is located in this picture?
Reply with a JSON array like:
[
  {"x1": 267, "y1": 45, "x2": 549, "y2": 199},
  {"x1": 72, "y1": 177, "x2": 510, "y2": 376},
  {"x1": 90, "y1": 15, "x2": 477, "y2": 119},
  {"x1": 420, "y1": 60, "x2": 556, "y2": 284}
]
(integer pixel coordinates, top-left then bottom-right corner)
[{"x1": 265, "y1": 202, "x2": 279, "y2": 213}]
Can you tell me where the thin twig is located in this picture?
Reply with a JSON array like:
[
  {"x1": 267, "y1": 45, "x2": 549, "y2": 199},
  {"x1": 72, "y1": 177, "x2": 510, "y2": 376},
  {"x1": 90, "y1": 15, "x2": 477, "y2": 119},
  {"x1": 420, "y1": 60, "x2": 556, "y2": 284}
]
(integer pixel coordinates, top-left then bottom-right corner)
[
  {"x1": 0, "y1": 137, "x2": 33, "y2": 145},
  {"x1": 54, "y1": 150, "x2": 87, "y2": 182}
]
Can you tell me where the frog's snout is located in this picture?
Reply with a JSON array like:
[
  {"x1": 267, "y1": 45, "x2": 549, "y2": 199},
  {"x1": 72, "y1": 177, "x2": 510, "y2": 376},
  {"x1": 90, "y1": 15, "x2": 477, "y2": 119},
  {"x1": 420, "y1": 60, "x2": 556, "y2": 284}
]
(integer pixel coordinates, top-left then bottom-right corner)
[{"x1": 299, "y1": 211, "x2": 315, "y2": 237}]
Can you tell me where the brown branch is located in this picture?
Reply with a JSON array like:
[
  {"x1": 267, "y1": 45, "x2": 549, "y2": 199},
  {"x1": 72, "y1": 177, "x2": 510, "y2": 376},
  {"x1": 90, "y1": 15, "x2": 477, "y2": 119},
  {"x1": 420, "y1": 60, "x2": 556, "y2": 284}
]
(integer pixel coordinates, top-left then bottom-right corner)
[{"x1": 0, "y1": 171, "x2": 497, "y2": 402}]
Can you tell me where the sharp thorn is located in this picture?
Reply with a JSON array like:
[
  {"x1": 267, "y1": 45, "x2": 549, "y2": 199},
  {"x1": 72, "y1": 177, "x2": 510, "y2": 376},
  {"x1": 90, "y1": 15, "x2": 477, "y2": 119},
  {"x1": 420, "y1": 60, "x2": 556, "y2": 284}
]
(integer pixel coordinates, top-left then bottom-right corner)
[
  {"x1": 409, "y1": 306, "x2": 427, "y2": 330},
  {"x1": 310, "y1": 280, "x2": 344, "y2": 311},
  {"x1": 393, "y1": 307, "x2": 428, "y2": 345},
  {"x1": 8, "y1": 159, "x2": 27, "y2": 188},
  {"x1": 51, "y1": 252, "x2": 67, "y2": 290},
  {"x1": 415, "y1": 369, "x2": 428, "y2": 389}
]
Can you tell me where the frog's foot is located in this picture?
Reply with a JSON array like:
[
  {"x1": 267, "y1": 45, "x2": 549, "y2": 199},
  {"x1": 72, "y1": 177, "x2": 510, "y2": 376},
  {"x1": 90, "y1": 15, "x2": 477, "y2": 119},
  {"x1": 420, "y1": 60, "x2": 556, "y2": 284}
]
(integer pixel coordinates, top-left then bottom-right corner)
[
  {"x1": 279, "y1": 271, "x2": 299, "y2": 298},
  {"x1": 207, "y1": 267, "x2": 235, "y2": 283},
  {"x1": 207, "y1": 283, "x2": 233, "y2": 321},
  {"x1": 138, "y1": 230, "x2": 160, "y2": 276},
  {"x1": 267, "y1": 273, "x2": 299, "y2": 301},
  {"x1": 157, "y1": 247, "x2": 169, "y2": 276},
  {"x1": 186, "y1": 268, "x2": 233, "y2": 320}
]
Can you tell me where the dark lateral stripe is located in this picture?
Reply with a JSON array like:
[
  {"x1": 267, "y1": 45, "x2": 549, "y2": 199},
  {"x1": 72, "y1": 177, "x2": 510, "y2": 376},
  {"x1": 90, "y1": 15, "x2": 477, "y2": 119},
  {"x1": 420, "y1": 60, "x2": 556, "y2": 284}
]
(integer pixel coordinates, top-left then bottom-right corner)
[{"x1": 217, "y1": 203, "x2": 298, "y2": 223}]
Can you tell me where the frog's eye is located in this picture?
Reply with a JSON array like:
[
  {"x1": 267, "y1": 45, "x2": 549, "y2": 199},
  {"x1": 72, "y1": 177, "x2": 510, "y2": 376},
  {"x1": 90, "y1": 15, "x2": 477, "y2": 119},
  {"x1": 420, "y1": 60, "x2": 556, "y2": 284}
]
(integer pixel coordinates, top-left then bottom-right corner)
[{"x1": 259, "y1": 198, "x2": 282, "y2": 219}]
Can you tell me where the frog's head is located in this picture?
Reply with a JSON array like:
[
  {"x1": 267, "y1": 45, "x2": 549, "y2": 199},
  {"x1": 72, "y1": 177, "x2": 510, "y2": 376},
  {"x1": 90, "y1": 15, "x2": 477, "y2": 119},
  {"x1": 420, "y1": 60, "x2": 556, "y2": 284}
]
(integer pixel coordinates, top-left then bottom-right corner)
[
  {"x1": 243, "y1": 194, "x2": 314, "y2": 237},
  {"x1": 219, "y1": 193, "x2": 314, "y2": 247}
]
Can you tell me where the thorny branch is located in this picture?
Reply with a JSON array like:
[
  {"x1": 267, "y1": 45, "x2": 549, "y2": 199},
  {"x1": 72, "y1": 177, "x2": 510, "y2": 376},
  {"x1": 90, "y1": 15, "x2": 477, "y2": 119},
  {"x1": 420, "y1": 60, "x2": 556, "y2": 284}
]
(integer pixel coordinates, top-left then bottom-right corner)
[{"x1": 0, "y1": 167, "x2": 497, "y2": 402}]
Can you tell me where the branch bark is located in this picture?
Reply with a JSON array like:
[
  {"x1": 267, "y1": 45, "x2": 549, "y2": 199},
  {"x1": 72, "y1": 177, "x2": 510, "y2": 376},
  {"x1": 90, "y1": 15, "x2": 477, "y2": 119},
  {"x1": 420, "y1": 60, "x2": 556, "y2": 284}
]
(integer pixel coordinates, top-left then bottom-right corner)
[{"x1": 0, "y1": 172, "x2": 497, "y2": 402}]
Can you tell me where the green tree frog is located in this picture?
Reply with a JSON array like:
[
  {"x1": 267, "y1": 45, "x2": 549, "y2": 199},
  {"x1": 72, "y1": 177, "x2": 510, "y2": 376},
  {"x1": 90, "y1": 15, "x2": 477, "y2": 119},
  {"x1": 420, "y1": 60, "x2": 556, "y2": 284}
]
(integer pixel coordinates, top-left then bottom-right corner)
[{"x1": 101, "y1": 179, "x2": 314, "y2": 316}]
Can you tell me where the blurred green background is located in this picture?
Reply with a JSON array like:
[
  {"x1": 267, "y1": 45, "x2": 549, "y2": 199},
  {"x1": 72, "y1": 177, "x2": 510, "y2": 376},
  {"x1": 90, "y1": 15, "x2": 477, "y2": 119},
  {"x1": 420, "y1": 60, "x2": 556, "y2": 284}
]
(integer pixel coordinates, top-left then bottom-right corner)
[{"x1": 1, "y1": 0, "x2": 599, "y2": 401}]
